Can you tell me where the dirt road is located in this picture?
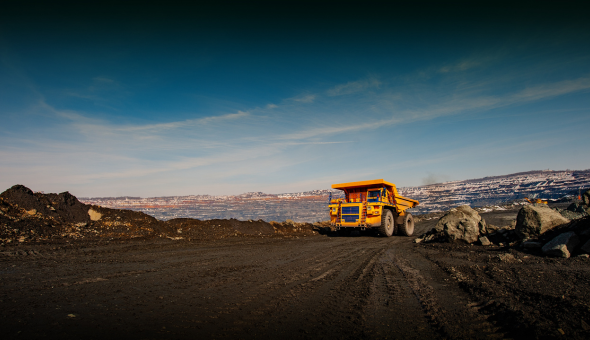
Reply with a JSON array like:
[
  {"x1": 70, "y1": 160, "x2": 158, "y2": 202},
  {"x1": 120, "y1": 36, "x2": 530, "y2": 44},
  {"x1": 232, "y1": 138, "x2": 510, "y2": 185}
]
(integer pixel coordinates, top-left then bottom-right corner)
[
  {"x1": 2, "y1": 211, "x2": 590, "y2": 339},
  {"x1": 0, "y1": 236, "x2": 500, "y2": 339}
]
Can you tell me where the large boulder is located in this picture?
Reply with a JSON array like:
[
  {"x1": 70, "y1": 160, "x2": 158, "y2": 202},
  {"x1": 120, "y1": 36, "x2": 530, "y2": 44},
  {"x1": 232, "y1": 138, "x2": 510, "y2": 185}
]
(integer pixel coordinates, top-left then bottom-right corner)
[
  {"x1": 515, "y1": 205, "x2": 569, "y2": 240},
  {"x1": 541, "y1": 232, "x2": 580, "y2": 258},
  {"x1": 433, "y1": 205, "x2": 486, "y2": 243},
  {"x1": 583, "y1": 189, "x2": 590, "y2": 207}
]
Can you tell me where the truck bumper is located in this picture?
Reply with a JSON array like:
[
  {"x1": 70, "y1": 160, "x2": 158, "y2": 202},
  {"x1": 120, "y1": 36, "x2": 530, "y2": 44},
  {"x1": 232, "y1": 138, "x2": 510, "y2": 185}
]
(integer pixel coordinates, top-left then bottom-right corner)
[{"x1": 332, "y1": 221, "x2": 381, "y2": 228}]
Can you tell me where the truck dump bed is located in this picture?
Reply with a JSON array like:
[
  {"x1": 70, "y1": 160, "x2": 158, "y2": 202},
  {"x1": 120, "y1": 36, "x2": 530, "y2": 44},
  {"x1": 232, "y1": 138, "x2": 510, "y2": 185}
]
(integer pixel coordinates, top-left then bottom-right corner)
[{"x1": 331, "y1": 179, "x2": 419, "y2": 212}]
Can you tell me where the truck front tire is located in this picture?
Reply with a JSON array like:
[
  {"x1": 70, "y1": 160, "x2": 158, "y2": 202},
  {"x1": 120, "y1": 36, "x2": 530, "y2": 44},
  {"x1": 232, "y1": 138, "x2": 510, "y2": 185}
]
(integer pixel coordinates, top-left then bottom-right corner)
[
  {"x1": 399, "y1": 213, "x2": 414, "y2": 236},
  {"x1": 378, "y1": 209, "x2": 395, "y2": 237}
]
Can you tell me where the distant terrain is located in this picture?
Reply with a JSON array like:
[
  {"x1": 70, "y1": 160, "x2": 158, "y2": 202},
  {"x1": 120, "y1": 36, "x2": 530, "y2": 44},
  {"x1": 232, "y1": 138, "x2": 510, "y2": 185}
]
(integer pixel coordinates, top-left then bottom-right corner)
[{"x1": 79, "y1": 169, "x2": 590, "y2": 222}]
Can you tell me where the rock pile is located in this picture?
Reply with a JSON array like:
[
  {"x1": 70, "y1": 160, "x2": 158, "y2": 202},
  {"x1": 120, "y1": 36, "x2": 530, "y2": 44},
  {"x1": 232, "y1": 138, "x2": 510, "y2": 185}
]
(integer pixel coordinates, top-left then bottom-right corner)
[
  {"x1": 554, "y1": 202, "x2": 589, "y2": 220},
  {"x1": 519, "y1": 190, "x2": 590, "y2": 258},
  {"x1": 416, "y1": 205, "x2": 523, "y2": 246},
  {"x1": 416, "y1": 191, "x2": 590, "y2": 259},
  {"x1": 524, "y1": 213, "x2": 590, "y2": 258}
]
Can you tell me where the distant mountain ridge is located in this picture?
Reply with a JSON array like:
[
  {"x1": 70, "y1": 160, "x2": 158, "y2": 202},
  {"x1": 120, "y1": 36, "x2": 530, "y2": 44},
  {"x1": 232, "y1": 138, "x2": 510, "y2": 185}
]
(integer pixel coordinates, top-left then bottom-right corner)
[{"x1": 398, "y1": 169, "x2": 590, "y2": 213}]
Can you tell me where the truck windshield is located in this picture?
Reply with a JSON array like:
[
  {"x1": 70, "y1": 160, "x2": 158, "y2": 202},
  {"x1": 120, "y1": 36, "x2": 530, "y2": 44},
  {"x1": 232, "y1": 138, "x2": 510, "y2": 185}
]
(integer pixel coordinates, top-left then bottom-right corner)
[{"x1": 367, "y1": 190, "x2": 380, "y2": 202}]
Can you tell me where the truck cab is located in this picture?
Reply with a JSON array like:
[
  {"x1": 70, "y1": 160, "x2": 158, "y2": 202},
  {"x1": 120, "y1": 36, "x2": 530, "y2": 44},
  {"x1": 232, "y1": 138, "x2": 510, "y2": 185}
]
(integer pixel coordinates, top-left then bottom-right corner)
[{"x1": 329, "y1": 179, "x2": 419, "y2": 237}]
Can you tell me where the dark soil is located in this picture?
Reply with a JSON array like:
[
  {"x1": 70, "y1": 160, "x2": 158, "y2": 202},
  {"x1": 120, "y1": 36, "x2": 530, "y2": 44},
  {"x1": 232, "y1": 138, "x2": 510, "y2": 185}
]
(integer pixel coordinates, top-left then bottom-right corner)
[
  {"x1": 0, "y1": 185, "x2": 319, "y2": 244},
  {"x1": 1, "y1": 186, "x2": 589, "y2": 339}
]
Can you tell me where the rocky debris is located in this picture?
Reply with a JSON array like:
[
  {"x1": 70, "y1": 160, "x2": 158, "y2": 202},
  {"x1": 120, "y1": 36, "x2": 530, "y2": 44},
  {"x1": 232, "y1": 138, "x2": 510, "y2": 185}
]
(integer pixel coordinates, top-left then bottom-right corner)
[
  {"x1": 558, "y1": 209, "x2": 587, "y2": 220},
  {"x1": 515, "y1": 205, "x2": 570, "y2": 239},
  {"x1": 552, "y1": 202, "x2": 589, "y2": 220},
  {"x1": 567, "y1": 202, "x2": 587, "y2": 214},
  {"x1": 496, "y1": 253, "x2": 516, "y2": 263},
  {"x1": 520, "y1": 215, "x2": 590, "y2": 258},
  {"x1": 516, "y1": 195, "x2": 590, "y2": 258},
  {"x1": 416, "y1": 205, "x2": 521, "y2": 245},
  {"x1": 479, "y1": 236, "x2": 491, "y2": 246},
  {"x1": 541, "y1": 231, "x2": 580, "y2": 258},
  {"x1": 486, "y1": 225, "x2": 520, "y2": 246},
  {"x1": 88, "y1": 208, "x2": 102, "y2": 221},
  {"x1": 417, "y1": 198, "x2": 590, "y2": 259},
  {"x1": 484, "y1": 224, "x2": 501, "y2": 234},
  {"x1": 419, "y1": 205, "x2": 486, "y2": 243}
]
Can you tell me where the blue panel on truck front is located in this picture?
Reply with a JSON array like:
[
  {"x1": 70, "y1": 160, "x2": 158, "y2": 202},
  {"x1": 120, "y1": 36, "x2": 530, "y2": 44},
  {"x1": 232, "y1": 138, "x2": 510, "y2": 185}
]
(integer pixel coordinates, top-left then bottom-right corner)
[{"x1": 342, "y1": 206, "x2": 359, "y2": 214}]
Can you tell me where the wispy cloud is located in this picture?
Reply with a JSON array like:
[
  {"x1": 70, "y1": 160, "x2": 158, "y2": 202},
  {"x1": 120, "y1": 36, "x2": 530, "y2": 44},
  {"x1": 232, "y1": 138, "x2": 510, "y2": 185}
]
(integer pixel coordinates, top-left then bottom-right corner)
[
  {"x1": 437, "y1": 51, "x2": 506, "y2": 74},
  {"x1": 277, "y1": 120, "x2": 396, "y2": 140},
  {"x1": 327, "y1": 78, "x2": 381, "y2": 96},
  {"x1": 291, "y1": 94, "x2": 316, "y2": 103},
  {"x1": 439, "y1": 59, "x2": 482, "y2": 73},
  {"x1": 510, "y1": 77, "x2": 590, "y2": 102},
  {"x1": 275, "y1": 74, "x2": 590, "y2": 144},
  {"x1": 120, "y1": 111, "x2": 250, "y2": 133}
]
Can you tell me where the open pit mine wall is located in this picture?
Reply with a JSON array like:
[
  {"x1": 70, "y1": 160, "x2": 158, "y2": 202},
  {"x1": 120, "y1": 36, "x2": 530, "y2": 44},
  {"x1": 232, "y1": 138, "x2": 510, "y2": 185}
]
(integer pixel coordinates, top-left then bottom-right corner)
[
  {"x1": 78, "y1": 170, "x2": 590, "y2": 221},
  {"x1": 402, "y1": 170, "x2": 590, "y2": 213}
]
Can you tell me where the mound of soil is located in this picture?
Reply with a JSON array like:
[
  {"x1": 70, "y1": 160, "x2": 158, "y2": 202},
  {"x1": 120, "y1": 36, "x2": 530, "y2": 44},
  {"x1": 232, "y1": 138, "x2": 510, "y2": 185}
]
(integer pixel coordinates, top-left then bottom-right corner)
[
  {"x1": 0, "y1": 185, "x2": 321, "y2": 245},
  {"x1": 1, "y1": 184, "x2": 90, "y2": 224}
]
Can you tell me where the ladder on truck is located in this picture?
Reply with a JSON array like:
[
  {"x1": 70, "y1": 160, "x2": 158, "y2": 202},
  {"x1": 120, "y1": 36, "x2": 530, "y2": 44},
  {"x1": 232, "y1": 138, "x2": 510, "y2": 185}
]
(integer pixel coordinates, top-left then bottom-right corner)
[
  {"x1": 336, "y1": 201, "x2": 342, "y2": 225},
  {"x1": 360, "y1": 192, "x2": 367, "y2": 226}
]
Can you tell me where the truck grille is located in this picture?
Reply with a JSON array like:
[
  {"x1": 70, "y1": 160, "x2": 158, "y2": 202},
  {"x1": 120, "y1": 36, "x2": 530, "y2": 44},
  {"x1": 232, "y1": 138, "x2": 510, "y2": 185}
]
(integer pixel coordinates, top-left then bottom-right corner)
[
  {"x1": 341, "y1": 206, "x2": 359, "y2": 214},
  {"x1": 341, "y1": 206, "x2": 359, "y2": 223},
  {"x1": 342, "y1": 215, "x2": 358, "y2": 222}
]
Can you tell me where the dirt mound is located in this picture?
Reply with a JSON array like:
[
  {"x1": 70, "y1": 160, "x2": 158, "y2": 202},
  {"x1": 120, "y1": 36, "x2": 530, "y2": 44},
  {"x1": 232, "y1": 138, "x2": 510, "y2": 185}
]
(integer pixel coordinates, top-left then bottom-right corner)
[
  {"x1": 84, "y1": 205, "x2": 168, "y2": 239},
  {"x1": 1, "y1": 184, "x2": 90, "y2": 224},
  {"x1": 0, "y1": 185, "x2": 321, "y2": 245},
  {"x1": 163, "y1": 218, "x2": 319, "y2": 241}
]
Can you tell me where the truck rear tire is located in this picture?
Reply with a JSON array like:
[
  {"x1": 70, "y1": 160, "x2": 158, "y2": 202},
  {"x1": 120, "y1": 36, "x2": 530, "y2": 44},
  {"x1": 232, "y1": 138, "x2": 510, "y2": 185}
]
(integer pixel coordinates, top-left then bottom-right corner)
[
  {"x1": 378, "y1": 209, "x2": 395, "y2": 237},
  {"x1": 399, "y1": 213, "x2": 414, "y2": 236}
]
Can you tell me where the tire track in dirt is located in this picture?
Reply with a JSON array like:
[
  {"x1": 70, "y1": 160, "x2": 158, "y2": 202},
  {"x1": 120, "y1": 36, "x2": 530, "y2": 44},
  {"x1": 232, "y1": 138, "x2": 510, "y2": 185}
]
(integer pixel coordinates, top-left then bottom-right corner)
[
  {"x1": 363, "y1": 240, "x2": 438, "y2": 339},
  {"x1": 387, "y1": 243, "x2": 509, "y2": 340},
  {"x1": 190, "y1": 238, "x2": 387, "y2": 339}
]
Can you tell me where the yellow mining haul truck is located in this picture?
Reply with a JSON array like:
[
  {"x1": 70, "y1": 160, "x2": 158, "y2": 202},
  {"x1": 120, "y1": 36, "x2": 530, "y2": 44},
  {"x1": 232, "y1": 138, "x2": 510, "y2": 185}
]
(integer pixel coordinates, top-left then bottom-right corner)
[{"x1": 329, "y1": 179, "x2": 419, "y2": 237}]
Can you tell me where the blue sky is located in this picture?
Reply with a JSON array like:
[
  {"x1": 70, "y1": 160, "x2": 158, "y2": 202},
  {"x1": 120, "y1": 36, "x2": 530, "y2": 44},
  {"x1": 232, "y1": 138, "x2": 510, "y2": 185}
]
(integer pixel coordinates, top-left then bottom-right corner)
[{"x1": 1, "y1": 1, "x2": 589, "y2": 197}]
